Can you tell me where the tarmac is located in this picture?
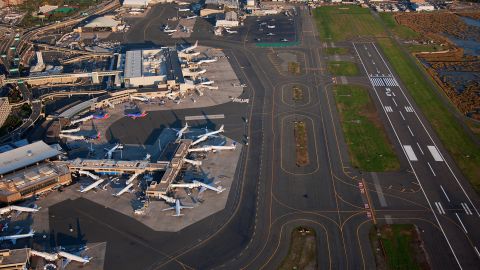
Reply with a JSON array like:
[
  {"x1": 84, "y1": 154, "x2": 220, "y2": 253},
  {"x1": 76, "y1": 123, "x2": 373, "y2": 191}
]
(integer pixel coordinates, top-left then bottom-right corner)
[{"x1": 25, "y1": 3, "x2": 480, "y2": 270}]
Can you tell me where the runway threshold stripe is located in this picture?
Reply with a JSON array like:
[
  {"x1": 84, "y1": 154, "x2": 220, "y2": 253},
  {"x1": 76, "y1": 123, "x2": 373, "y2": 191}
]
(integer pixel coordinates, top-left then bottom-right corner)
[
  {"x1": 403, "y1": 145, "x2": 418, "y2": 161},
  {"x1": 427, "y1": 146, "x2": 443, "y2": 162},
  {"x1": 185, "y1": 114, "x2": 225, "y2": 121}
]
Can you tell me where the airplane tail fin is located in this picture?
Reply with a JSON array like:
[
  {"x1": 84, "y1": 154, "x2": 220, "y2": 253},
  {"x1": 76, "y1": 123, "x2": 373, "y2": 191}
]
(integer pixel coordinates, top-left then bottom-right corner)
[{"x1": 219, "y1": 125, "x2": 225, "y2": 132}]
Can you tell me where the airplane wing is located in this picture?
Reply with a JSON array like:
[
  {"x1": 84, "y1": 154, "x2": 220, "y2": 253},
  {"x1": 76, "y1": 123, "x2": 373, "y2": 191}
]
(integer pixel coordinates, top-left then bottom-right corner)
[
  {"x1": 162, "y1": 207, "x2": 175, "y2": 212},
  {"x1": 180, "y1": 206, "x2": 194, "y2": 209}
]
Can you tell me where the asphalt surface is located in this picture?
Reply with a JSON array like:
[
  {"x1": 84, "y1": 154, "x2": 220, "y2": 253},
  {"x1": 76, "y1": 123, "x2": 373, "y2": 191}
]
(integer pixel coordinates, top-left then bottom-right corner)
[{"x1": 40, "y1": 4, "x2": 480, "y2": 270}]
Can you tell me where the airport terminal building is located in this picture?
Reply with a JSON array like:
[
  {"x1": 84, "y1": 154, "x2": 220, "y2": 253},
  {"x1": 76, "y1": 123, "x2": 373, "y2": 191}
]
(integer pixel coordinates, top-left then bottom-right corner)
[
  {"x1": 121, "y1": 48, "x2": 185, "y2": 88},
  {"x1": 0, "y1": 141, "x2": 71, "y2": 203}
]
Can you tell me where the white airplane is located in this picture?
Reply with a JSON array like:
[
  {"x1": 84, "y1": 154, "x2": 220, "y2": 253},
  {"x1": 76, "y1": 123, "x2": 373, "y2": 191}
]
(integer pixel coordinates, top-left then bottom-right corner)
[
  {"x1": 78, "y1": 171, "x2": 104, "y2": 193},
  {"x1": 104, "y1": 144, "x2": 122, "y2": 159},
  {"x1": 0, "y1": 229, "x2": 34, "y2": 244},
  {"x1": 192, "y1": 125, "x2": 225, "y2": 146},
  {"x1": 174, "y1": 122, "x2": 189, "y2": 140},
  {"x1": 281, "y1": 38, "x2": 289, "y2": 42},
  {"x1": 162, "y1": 199, "x2": 193, "y2": 217},
  {"x1": 196, "y1": 125, "x2": 224, "y2": 139},
  {"x1": 177, "y1": 7, "x2": 190, "y2": 11},
  {"x1": 180, "y1": 40, "x2": 198, "y2": 53},
  {"x1": 177, "y1": 1, "x2": 189, "y2": 5},
  {"x1": 267, "y1": 32, "x2": 275, "y2": 36},
  {"x1": 185, "y1": 15, "x2": 198, "y2": 20},
  {"x1": 192, "y1": 58, "x2": 217, "y2": 65},
  {"x1": 58, "y1": 251, "x2": 91, "y2": 265},
  {"x1": 267, "y1": 25, "x2": 275, "y2": 29},
  {"x1": 0, "y1": 205, "x2": 40, "y2": 216},
  {"x1": 225, "y1": 29, "x2": 238, "y2": 34},
  {"x1": 131, "y1": 95, "x2": 151, "y2": 102},
  {"x1": 199, "y1": 80, "x2": 214, "y2": 85},
  {"x1": 164, "y1": 28, "x2": 177, "y2": 33}
]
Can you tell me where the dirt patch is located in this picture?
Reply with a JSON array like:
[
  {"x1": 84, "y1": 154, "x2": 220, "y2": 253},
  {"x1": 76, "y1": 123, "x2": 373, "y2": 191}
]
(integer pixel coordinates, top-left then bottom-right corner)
[
  {"x1": 294, "y1": 121, "x2": 309, "y2": 167},
  {"x1": 293, "y1": 85, "x2": 304, "y2": 102},
  {"x1": 279, "y1": 227, "x2": 317, "y2": 270},
  {"x1": 288, "y1": 62, "x2": 301, "y2": 75}
]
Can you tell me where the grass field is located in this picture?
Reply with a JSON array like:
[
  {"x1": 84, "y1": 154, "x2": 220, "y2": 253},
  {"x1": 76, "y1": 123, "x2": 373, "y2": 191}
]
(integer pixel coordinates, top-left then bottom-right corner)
[
  {"x1": 370, "y1": 224, "x2": 428, "y2": 270},
  {"x1": 328, "y1": 61, "x2": 360, "y2": 76},
  {"x1": 294, "y1": 121, "x2": 309, "y2": 166},
  {"x1": 334, "y1": 85, "x2": 400, "y2": 171},
  {"x1": 279, "y1": 227, "x2": 317, "y2": 270},
  {"x1": 326, "y1": 47, "x2": 349, "y2": 55},
  {"x1": 377, "y1": 38, "x2": 480, "y2": 192},
  {"x1": 379, "y1": 13, "x2": 419, "y2": 40},
  {"x1": 313, "y1": 6, "x2": 385, "y2": 41}
]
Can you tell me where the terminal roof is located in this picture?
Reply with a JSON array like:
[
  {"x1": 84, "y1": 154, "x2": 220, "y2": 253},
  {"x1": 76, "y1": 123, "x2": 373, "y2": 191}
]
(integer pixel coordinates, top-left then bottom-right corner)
[{"x1": 0, "y1": 141, "x2": 61, "y2": 175}]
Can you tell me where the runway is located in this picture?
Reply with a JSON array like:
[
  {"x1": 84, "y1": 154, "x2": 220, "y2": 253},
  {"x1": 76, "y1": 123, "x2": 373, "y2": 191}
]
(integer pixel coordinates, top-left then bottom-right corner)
[{"x1": 353, "y1": 42, "x2": 480, "y2": 268}]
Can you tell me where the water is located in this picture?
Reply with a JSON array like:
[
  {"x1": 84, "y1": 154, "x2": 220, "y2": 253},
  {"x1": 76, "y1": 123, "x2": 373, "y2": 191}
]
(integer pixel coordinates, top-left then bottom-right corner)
[{"x1": 461, "y1": 16, "x2": 480, "y2": 28}]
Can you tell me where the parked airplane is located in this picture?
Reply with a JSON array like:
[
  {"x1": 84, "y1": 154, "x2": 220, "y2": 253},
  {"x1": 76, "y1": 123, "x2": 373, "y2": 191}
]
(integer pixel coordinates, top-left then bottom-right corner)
[
  {"x1": 267, "y1": 32, "x2": 275, "y2": 36},
  {"x1": 177, "y1": 7, "x2": 190, "y2": 11},
  {"x1": 281, "y1": 38, "x2": 289, "y2": 42},
  {"x1": 196, "y1": 125, "x2": 224, "y2": 139},
  {"x1": 163, "y1": 25, "x2": 177, "y2": 33},
  {"x1": 0, "y1": 229, "x2": 34, "y2": 244},
  {"x1": 131, "y1": 95, "x2": 150, "y2": 102},
  {"x1": 174, "y1": 122, "x2": 189, "y2": 140},
  {"x1": 92, "y1": 112, "x2": 110, "y2": 120},
  {"x1": 185, "y1": 15, "x2": 198, "y2": 20},
  {"x1": 104, "y1": 144, "x2": 122, "y2": 159},
  {"x1": 225, "y1": 29, "x2": 238, "y2": 34},
  {"x1": 125, "y1": 111, "x2": 148, "y2": 119},
  {"x1": 180, "y1": 40, "x2": 198, "y2": 53},
  {"x1": 267, "y1": 25, "x2": 275, "y2": 29},
  {"x1": 162, "y1": 199, "x2": 193, "y2": 217}
]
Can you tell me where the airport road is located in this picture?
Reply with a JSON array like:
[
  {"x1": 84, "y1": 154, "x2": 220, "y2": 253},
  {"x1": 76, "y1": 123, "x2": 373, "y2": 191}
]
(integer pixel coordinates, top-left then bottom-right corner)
[{"x1": 353, "y1": 41, "x2": 480, "y2": 268}]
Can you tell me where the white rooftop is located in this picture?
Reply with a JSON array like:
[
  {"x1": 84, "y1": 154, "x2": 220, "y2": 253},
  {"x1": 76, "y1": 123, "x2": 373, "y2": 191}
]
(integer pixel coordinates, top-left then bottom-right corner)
[
  {"x1": 84, "y1": 15, "x2": 121, "y2": 28},
  {"x1": 0, "y1": 141, "x2": 62, "y2": 175},
  {"x1": 123, "y1": 0, "x2": 149, "y2": 7}
]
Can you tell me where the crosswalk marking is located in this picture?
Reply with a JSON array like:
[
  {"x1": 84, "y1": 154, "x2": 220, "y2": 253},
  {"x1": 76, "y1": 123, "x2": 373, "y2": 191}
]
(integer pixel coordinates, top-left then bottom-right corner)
[
  {"x1": 405, "y1": 106, "x2": 414, "y2": 113},
  {"x1": 370, "y1": 77, "x2": 385, "y2": 86},
  {"x1": 382, "y1": 77, "x2": 398, "y2": 87},
  {"x1": 384, "y1": 106, "x2": 393, "y2": 112}
]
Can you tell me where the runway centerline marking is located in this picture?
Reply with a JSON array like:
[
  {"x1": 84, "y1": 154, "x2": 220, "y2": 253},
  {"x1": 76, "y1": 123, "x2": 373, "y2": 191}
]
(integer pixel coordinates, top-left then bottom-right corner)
[
  {"x1": 392, "y1": 97, "x2": 398, "y2": 107},
  {"x1": 427, "y1": 162, "x2": 436, "y2": 176},
  {"x1": 399, "y1": 111, "x2": 405, "y2": 120},
  {"x1": 427, "y1": 145, "x2": 443, "y2": 162},
  {"x1": 455, "y1": 213, "x2": 468, "y2": 234},
  {"x1": 407, "y1": 126, "x2": 414, "y2": 137},
  {"x1": 440, "y1": 185, "x2": 450, "y2": 202},
  {"x1": 416, "y1": 142, "x2": 424, "y2": 155}
]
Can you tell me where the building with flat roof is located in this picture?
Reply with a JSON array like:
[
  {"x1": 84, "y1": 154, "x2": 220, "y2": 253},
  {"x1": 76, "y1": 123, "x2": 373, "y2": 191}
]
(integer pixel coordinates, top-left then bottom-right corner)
[
  {"x1": 123, "y1": 0, "x2": 149, "y2": 8},
  {"x1": 0, "y1": 162, "x2": 71, "y2": 203},
  {"x1": 0, "y1": 141, "x2": 62, "y2": 175},
  {"x1": 0, "y1": 141, "x2": 70, "y2": 203},
  {"x1": 0, "y1": 249, "x2": 30, "y2": 270},
  {"x1": 81, "y1": 15, "x2": 122, "y2": 32},
  {"x1": 122, "y1": 48, "x2": 184, "y2": 88},
  {"x1": 0, "y1": 98, "x2": 10, "y2": 128}
]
